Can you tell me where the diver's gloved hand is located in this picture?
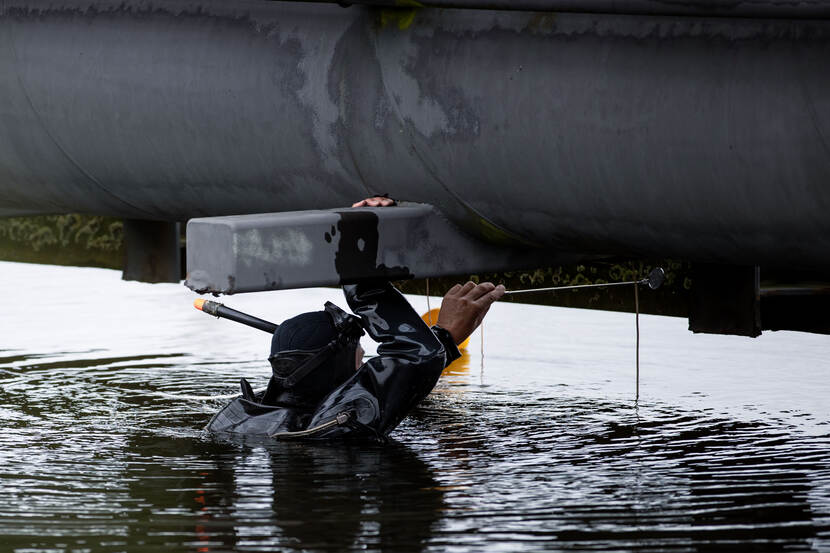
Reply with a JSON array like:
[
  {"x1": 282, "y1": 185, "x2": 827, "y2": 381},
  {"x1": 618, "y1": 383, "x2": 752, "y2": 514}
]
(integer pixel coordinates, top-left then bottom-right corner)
[{"x1": 437, "y1": 281, "x2": 505, "y2": 345}]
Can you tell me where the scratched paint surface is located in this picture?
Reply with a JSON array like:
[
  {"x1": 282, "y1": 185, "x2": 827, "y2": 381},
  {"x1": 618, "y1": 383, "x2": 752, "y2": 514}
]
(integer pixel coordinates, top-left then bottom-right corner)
[{"x1": 1, "y1": 261, "x2": 829, "y2": 552}]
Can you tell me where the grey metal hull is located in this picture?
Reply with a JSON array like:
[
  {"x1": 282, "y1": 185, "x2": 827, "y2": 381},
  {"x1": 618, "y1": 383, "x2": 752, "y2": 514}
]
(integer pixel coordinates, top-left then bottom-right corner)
[{"x1": 1, "y1": 0, "x2": 828, "y2": 269}]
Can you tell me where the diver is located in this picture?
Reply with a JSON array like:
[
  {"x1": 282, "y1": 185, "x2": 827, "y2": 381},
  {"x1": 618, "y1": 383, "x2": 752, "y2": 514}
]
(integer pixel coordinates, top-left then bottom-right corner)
[{"x1": 207, "y1": 197, "x2": 505, "y2": 441}]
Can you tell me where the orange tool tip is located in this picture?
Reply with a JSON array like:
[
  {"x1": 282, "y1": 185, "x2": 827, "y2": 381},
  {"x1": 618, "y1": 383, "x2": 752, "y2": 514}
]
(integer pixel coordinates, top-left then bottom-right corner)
[{"x1": 193, "y1": 298, "x2": 206, "y2": 311}]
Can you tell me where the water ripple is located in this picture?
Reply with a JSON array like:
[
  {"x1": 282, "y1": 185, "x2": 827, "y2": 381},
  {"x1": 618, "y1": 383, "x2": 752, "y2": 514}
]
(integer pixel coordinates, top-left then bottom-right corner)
[{"x1": 1, "y1": 262, "x2": 829, "y2": 552}]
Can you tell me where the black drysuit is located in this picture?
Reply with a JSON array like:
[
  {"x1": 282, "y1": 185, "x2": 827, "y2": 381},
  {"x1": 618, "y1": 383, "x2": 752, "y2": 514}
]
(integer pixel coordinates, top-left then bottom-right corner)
[{"x1": 206, "y1": 281, "x2": 461, "y2": 440}]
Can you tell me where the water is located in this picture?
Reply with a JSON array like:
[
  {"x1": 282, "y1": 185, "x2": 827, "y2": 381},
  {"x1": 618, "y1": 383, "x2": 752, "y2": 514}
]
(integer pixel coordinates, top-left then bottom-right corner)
[{"x1": 1, "y1": 260, "x2": 829, "y2": 552}]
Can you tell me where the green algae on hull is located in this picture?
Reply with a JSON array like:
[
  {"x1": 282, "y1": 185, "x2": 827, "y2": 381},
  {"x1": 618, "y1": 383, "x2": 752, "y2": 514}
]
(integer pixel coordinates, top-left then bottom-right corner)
[{"x1": 0, "y1": 214, "x2": 123, "y2": 269}]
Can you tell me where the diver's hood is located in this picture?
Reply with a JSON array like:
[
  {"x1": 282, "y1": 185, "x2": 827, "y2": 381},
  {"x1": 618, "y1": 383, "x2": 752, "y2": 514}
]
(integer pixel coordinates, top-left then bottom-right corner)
[{"x1": 267, "y1": 302, "x2": 364, "y2": 390}]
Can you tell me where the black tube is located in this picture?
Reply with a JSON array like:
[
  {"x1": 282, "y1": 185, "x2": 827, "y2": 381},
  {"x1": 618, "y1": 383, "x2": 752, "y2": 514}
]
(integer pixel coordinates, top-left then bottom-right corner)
[{"x1": 199, "y1": 300, "x2": 278, "y2": 334}]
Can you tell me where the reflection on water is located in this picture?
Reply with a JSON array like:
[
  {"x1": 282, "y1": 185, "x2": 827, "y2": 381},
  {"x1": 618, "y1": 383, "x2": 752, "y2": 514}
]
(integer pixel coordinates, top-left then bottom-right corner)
[
  {"x1": 117, "y1": 436, "x2": 444, "y2": 552},
  {"x1": 1, "y1": 262, "x2": 829, "y2": 552}
]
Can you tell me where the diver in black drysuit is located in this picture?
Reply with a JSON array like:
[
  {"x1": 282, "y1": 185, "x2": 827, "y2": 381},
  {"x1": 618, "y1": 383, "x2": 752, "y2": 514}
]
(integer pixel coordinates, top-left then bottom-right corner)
[{"x1": 207, "y1": 279, "x2": 468, "y2": 441}]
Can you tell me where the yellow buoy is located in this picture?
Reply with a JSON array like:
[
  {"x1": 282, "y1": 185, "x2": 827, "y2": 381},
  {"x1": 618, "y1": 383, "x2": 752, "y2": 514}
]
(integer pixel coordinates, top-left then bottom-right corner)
[{"x1": 421, "y1": 308, "x2": 470, "y2": 350}]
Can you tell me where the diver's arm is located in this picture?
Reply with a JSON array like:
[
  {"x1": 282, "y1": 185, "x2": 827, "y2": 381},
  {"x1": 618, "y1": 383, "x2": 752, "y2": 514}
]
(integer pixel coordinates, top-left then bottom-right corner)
[{"x1": 306, "y1": 280, "x2": 451, "y2": 439}]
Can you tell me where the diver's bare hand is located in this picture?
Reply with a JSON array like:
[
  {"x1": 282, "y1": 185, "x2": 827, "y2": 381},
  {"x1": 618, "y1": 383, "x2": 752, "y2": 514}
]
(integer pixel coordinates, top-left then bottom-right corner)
[
  {"x1": 352, "y1": 196, "x2": 396, "y2": 207},
  {"x1": 437, "y1": 281, "x2": 505, "y2": 345}
]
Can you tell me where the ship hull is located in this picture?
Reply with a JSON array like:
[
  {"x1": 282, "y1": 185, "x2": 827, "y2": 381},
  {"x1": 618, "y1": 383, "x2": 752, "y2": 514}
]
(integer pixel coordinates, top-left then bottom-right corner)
[{"x1": 0, "y1": 0, "x2": 828, "y2": 268}]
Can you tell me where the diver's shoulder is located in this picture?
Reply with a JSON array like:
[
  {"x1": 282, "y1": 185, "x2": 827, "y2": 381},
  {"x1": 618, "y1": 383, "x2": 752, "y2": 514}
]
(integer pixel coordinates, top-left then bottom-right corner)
[{"x1": 206, "y1": 397, "x2": 301, "y2": 436}]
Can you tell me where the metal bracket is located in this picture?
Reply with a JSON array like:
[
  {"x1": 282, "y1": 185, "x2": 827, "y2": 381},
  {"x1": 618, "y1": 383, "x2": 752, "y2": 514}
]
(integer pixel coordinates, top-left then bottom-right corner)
[
  {"x1": 185, "y1": 203, "x2": 566, "y2": 294},
  {"x1": 688, "y1": 264, "x2": 761, "y2": 337}
]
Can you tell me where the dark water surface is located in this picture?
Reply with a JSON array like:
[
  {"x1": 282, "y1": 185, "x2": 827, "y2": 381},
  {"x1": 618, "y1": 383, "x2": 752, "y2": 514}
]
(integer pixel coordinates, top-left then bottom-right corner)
[{"x1": 1, "y1": 262, "x2": 829, "y2": 552}]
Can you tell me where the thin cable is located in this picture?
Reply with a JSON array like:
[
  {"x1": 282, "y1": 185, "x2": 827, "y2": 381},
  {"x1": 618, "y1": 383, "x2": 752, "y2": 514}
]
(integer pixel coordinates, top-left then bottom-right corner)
[
  {"x1": 504, "y1": 279, "x2": 648, "y2": 295},
  {"x1": 480, "y1": 320, "x2": 485, "y2": 377},
  {"x1": 270, "y1": 411, "x2": 352, "y2": 439},
  {"x1": 634, "y1": 283, "x2": 640, "y2": 404}
]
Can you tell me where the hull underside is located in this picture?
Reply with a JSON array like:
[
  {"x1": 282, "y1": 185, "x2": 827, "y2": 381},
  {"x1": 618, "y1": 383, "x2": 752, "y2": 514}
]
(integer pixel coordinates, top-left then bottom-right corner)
[{"x1": 0, "y1": 0, "x2": 828, "y2": 270}]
